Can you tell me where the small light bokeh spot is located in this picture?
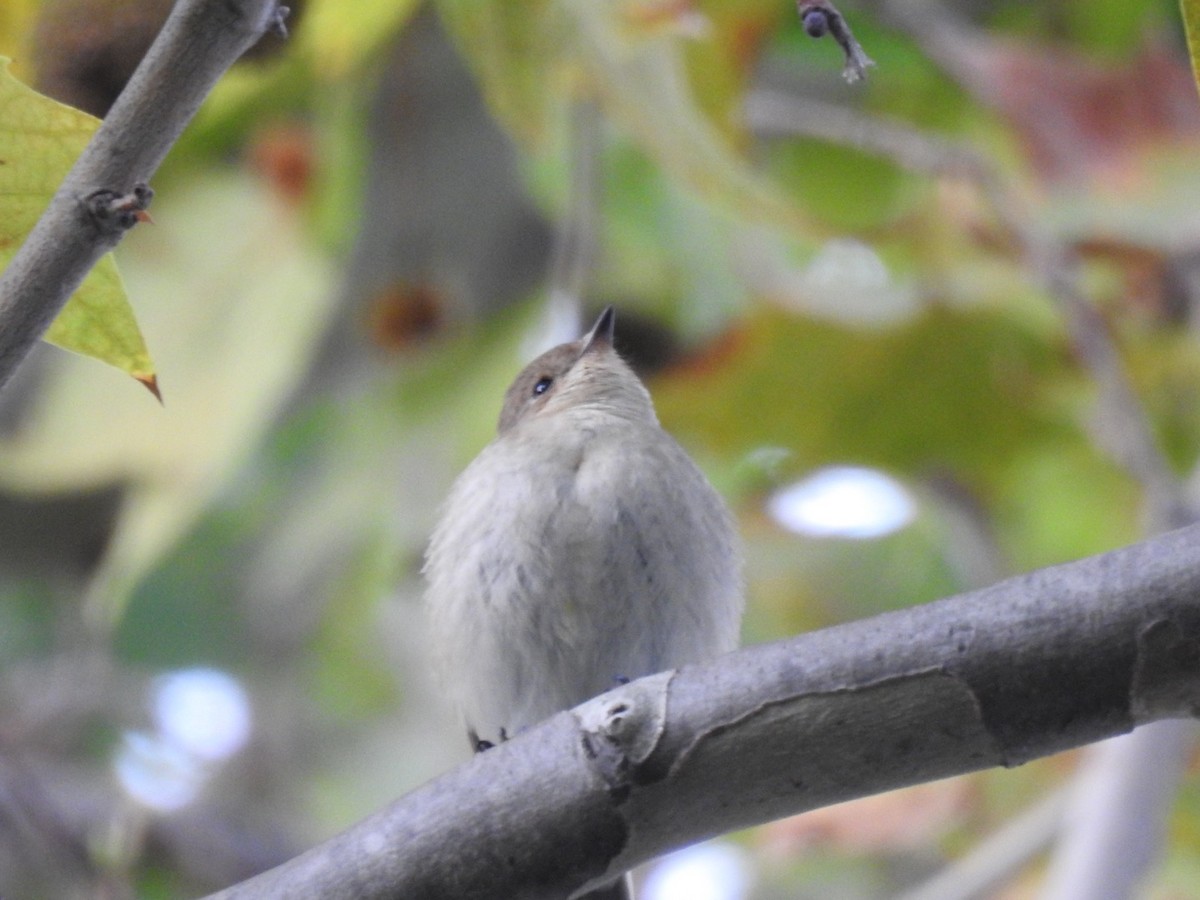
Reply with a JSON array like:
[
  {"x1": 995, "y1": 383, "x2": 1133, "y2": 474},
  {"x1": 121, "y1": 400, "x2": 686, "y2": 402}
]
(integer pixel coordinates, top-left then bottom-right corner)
[
  {"x1": 115, "y1": 667, "x2": 253, "y2": 813},
  {"x1": 641, "y1": 842, "x2": 752, "y2": 900},
  {"x1": 114, "y1": 731, "x2": 205, "y2": 813},
  {"x1": 767, "y1": 466, "x2": 916, "y2": 539},
  {"x1": 152, "y1": 667, "x2": 252, "y2": 763}
]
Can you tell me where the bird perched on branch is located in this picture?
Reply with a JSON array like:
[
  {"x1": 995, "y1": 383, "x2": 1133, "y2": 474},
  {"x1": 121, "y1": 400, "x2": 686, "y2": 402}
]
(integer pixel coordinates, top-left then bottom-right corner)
[{"x1": 424, "y1": 307, "x2": 743, "y2": 899}]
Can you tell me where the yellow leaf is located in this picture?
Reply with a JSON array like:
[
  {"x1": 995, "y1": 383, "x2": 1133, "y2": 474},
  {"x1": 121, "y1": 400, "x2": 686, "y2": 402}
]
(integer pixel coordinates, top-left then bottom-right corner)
[
  {"x1": 0, "y1": 57, "x2": 155, "y2": 387},
  {"x1": 298, "y1": 0, "x2": 423, "y2": 78},
  {"x1": 0, "y1": 0, "x2": 38, "y2": 73},
  {"x1": 43, "y1": 255, "x2": 156, "y2": 387},
  {"x1": 436, "y1": 0, "x2": 560, "y2": 145},
  {"x1": 0, "y1": 172, "x2": 338, "y2": 622},
  {"x1": 1182, "y1": 1, "x2": 1200, "y2": 98}
]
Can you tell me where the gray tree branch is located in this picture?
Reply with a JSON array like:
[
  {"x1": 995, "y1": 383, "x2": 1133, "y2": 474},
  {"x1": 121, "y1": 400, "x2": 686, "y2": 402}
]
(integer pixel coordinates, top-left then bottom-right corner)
[
  {"x1": 0, "y1": 0, "x2": 284, "y2": 389},
  {"x1": 206, "y1": 522, "x2": 1200, "y2": 900},
  {"x1": 744, "y1": 86, "x2": 1198, "y2": 893},
  {"x1": 844, "y1": 9, "x2": 1200, "y2": 892}
]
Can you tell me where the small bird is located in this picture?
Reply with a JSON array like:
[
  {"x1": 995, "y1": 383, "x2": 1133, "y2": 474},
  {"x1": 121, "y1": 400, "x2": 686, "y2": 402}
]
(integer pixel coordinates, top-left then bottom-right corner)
[{"x1": 423, "y1": 307, "x2": 743, "y2": 898}]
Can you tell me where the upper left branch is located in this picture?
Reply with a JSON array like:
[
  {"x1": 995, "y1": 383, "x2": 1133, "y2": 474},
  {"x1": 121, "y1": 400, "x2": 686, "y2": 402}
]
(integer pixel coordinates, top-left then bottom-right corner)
[{"x1": 0, "y1": 0, "x2": 288, "y2": 389}]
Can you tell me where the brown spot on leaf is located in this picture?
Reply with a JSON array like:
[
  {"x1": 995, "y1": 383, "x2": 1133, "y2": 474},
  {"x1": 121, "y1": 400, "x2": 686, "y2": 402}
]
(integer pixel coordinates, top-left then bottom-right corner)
[
  {"x1": 958, "y1": 39, "x2": 1200, "y2": 184},
  {"x1": 662, "y1": 325, "x2": 746, "y2": 380},
  {"x1": 247, "y1": 123, "x2": 315, "y2": 203},
  {"x1": 365, "y1": 283, "x2": 446, "y2": 352}
]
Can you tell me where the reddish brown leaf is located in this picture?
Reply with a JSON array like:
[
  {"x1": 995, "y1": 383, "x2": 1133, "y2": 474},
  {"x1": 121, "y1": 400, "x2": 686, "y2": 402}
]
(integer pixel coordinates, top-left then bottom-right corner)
[
  {"x1": 364, "y1": 283, "x2": 447, "y2": 352},
  {"x1": 247, "y1": 122, "x2": 316, "y2": 203},
  {"x1": 960, "y1": 39, "x2": 1200, "y2": 183}
]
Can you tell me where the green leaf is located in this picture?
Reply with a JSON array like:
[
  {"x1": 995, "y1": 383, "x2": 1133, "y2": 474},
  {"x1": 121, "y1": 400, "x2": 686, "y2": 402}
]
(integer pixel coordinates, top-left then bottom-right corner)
[
  {"x1": 436, "y1": 1, "x2": 819, "y2": 237},
  {"x1": 566, "y1": 3, "x2": 811, "y2": 230},
  {"x1": 652, "y1": 306, "x2": 1068, "y2": 481},
  {"x1": 435, "y1": 0, "x2": 561, "y2": 145},
  {"x1": 0, "y1": 57, "x2": 155, "y2": 386}
]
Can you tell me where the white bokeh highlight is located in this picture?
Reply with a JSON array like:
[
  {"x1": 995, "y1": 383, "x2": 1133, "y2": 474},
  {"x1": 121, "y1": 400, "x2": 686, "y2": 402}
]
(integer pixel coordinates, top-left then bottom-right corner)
[
  {"x1": 768, "y1": 466, "x2": 916, "y2": 539},
  {"x1": 114, "y1": 731, "x2": 206, "y2": 813},
  {"x1": 152, "y1": 667, "x2": 252, "y2": 763},
  {"x1": 642, "y1": 842, "x2": 753, "y2": 900},
  {"x1": 115, "y1": 667, "x2": 252, "y2": 812}
]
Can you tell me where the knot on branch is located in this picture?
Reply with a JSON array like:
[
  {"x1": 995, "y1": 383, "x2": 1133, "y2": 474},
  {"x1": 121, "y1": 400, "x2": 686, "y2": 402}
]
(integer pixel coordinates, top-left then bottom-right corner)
[
  {"x1": 269, "y1": 4, "x2": 291, "y2": 38},
  {"x1": 84, "y1": 184, "x2": 154, "y2": 234},
  {"x1": 1132, "y1": 616, "x2": 1200, "y2": 720},
  {"x1": 576, "y1": 671, "x2": 673, "y2": 800}
]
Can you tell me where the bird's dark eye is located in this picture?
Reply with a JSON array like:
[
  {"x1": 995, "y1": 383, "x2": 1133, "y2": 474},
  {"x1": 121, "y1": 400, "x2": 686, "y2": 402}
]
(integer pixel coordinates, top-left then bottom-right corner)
[{"x1": 532, "y1": 376, "x2": 554, "y2": 397}]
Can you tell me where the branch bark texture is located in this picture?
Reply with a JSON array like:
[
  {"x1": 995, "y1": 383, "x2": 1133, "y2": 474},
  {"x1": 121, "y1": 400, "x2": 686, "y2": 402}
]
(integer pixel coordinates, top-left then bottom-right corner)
[
  {"x1": 0, "y1": 0, "x2": 283, "y2": 388},
  {"x1": 207, "y1": 523, "x2": 1200, "y2": 900}
]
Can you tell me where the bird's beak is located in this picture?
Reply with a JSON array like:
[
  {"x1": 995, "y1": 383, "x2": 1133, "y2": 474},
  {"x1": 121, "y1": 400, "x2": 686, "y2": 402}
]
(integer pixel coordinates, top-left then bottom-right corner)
[{"x1": 581, "y1": 306, "x2": 616, "y2": 354}]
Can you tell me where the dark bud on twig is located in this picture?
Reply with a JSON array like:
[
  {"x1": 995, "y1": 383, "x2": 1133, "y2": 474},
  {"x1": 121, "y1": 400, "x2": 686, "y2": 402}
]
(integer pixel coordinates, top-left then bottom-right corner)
[
  {"x1": 84, "y1": 183, "x2": 154, "y2": 234},
  {"x1": 796, "y1": 0, "x2": 876, "y2": 83},
  {"x1": 802, "y1": 8, "x2": 829, "y2": 38}
]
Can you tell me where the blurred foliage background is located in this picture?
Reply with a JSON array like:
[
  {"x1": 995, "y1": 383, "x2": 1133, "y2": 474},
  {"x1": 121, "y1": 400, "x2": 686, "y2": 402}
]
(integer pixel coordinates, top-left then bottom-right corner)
[{"x1": 1, "y1": 0, "x2": 1200, "y2": 897}]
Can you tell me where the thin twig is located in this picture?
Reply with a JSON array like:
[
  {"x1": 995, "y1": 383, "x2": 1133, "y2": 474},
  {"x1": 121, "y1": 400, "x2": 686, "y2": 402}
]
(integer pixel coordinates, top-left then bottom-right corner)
[
  {"x1": 746, "y1": 91, "x2": 984, "y2": 178},
  {"x1": 0, "y1": 751, "x2": 96, "y2": 891},
  {"x1": 744, "y1": 89, "x2": 1194, "y2": 529},
  {"x1": 547, "y1": 100, "x2": 602, "y2": 318},
  {"x1": 897, "y1": 789, "x2": 1067, "y2": 900},
  {"x1": 1037, "y1": 720, "x2": 1199, "y2": 900},
  {"x1": 532, "y1": 99, "x2": 605, "y2": 354},
  {"x1": 796, "y1": 1, "x2": 876, "y2": 83}
]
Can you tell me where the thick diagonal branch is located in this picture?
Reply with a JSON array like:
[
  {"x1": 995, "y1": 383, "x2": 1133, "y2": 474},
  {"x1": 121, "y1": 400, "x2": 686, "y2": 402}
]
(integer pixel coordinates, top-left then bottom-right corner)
[{"x1": 206, "y1": 523, "x2": 1200, "y2": 900}]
